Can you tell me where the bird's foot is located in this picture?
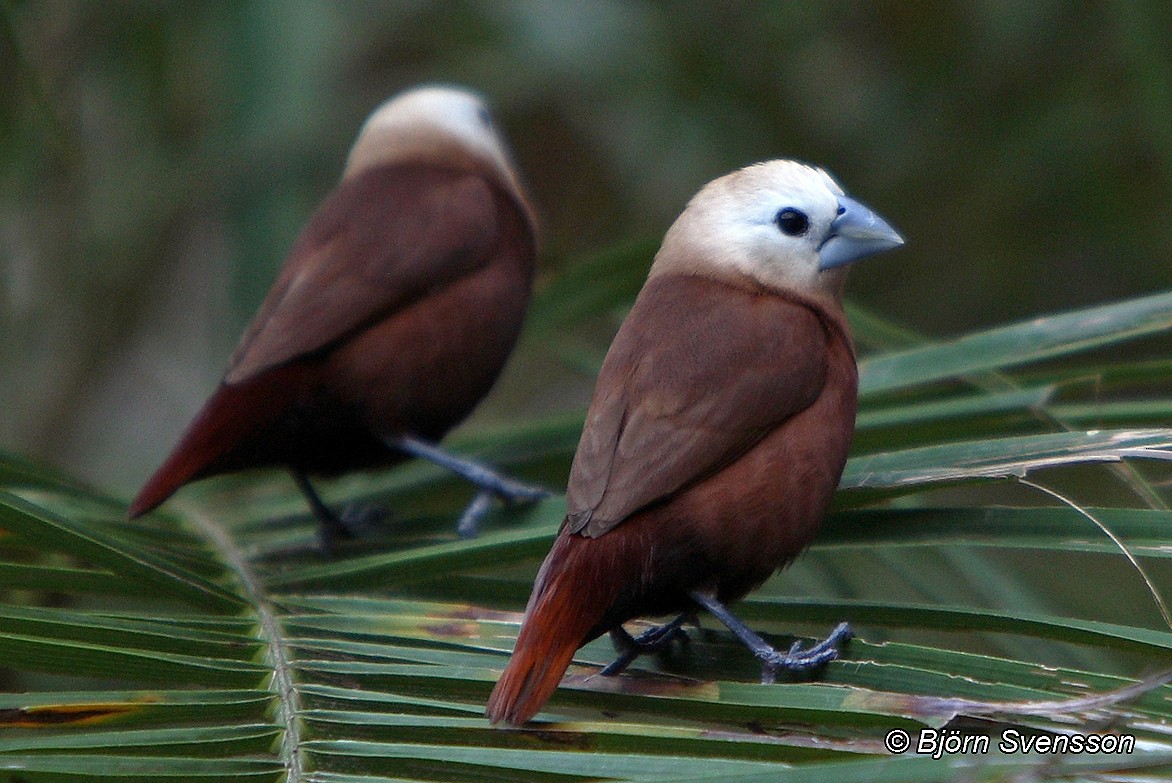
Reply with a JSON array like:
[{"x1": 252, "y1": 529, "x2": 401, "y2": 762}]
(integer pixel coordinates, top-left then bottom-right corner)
[
  {"x1": 688, "y1": 590, "x2": 852, "y2": 683},
  {"x1": 757, "y1": 622, "x2": 853, "y2": 684},
  {"x1": 600, "y1": 614, "x2": 692, "y2": 676},
  {"x1": 389, "y1": 434, "x2": 550, "y2": 537}
]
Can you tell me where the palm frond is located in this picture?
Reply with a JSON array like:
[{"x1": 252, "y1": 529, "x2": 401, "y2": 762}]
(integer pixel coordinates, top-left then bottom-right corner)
[{"x1": 3, "y1": 259, "x2": 1172, "y2": 781}]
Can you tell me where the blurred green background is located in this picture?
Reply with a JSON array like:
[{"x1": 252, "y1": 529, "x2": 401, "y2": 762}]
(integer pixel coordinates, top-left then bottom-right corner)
[{"x1": 2, "y1": 1, "x2": 1170, "y2": 497}]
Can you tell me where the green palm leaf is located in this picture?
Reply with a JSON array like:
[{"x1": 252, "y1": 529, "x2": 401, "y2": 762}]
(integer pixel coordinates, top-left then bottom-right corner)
[{"x1": 3, "y1": 253, "x2": 1172, "y2": 780}]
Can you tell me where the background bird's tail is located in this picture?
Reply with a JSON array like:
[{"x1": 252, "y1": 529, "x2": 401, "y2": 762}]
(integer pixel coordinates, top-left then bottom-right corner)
[
  {"x1": 129, "y1": 447, "x2": 201, "y2": 519},
  {"x1": 128, "y1": 377, "x2": 287, "y2": 518},
  {"x1": 486, "y1": 535, "x2": 610, "y2": 726},
  {"x1": 129, "y1": 387, "x2": 239, "y2": 518}
]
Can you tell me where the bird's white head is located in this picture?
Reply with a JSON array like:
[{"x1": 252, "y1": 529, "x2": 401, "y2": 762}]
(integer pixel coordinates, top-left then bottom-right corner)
[
  {"x1": 651, "y1": 160, "x2": 903, "y2": 298},
  {"x1": 342, "y1": 85, "x2": 524, "y2": 195}
]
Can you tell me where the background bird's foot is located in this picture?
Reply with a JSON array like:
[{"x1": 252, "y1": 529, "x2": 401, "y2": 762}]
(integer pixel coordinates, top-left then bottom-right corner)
[
  {"x1": 338, "y1": 502, "x2": 389, "y2": 535},
  {"x1": 456, "y1": 491, "x2": 494, "y2": 538},
  {"x1": 389, "y1": 434, "x2": 550, "y2": 537},
  {"x1": 600, "y1": 614, "x2": 692, "y2": 676},
  {"x1": 758, "y1": 622, "x2": 853, "y2": 684},
  {"x1": 491, "y1": 475, "x2": 551, "y2": 507},
  {"x1": 292, "y1": 469, "x2": 391, "y2": 556},
  {"x1": 313, "y1": 508, "x2": 351, "y2": 558},
  {"x1": 456, "y1": 475, "x2": 548, "y2": 538},
  {"x1": 313, "y1": 504, "x2": 390, "y2": 556}
]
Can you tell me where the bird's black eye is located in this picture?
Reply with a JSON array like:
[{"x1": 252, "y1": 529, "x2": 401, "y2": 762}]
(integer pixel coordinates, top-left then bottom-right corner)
[
  {"x1": 476, "y1": 107, "x2": 492, "y2": 127},
  {"x1": 775, "y1": 207, "x2": 809, "y2": 237}
]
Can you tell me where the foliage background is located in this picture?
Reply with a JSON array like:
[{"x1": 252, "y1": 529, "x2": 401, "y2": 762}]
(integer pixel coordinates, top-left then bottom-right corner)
[
  {"x1": 2, "y1": 3, "x2": 1172, "y2": 781},
  {"x1": 2, "y1": 0, "x2": 1171, "y2": 493}
]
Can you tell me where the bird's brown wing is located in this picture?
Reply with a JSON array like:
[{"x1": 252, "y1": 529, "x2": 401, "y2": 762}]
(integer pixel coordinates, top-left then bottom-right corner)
[
  {"x1": 225, "y1": 163, "x2": 512, "y2": 384},
  {"x1": 566, "y1": 274, "x2": 830, "y2": 538}
]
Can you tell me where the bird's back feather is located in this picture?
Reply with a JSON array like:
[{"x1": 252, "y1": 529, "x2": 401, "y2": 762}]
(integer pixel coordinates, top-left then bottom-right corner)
[
  {"x1": 566, "y1": 274, "x2": 829, "y2": 537},
  {"x1": 227, "y1": 164, "x2": 504, "y2": 384}
]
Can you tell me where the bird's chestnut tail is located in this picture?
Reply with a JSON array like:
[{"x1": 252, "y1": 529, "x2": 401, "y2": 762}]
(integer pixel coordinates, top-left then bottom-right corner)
[{"x1": 487, "y1": 535, "x2": 611, "y2": 725}]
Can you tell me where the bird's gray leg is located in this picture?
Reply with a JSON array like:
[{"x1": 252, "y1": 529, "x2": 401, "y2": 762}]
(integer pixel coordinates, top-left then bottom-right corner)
[
  {"x1": 689, "y1": 591, "x2": 852, "y2": 684},
  {"x1": 600, "y1": 614, "x2": 692, "y2": 676},
  {"x1": 387, "y1": 434, "x2": 550, "y2": 537}
]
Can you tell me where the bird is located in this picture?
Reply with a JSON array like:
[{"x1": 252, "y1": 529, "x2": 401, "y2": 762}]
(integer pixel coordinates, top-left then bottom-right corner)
[
  {"x1": 129, "y1": 85, "x2": 547, "y2": 546},
  {"x1": 486, "y1": 159, "x2": 903, "y2": 726}
]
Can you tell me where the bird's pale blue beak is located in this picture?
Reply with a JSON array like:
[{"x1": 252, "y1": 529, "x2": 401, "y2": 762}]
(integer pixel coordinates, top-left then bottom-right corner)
[{"x1": 817, "y1": 195, "x2": 904, "y2": 270}]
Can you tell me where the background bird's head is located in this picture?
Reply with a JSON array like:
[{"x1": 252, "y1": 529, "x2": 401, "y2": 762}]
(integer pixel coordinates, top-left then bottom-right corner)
[
  {"x1": 342, "y1": 86, "x2": 530, "y2": 210},
  {"x1": 651, "y1": 160, "x2": 903, "y2": 301}
]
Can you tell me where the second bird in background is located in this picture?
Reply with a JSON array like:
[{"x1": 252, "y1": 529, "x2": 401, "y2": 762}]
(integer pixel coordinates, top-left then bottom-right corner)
[
  {"x1": 487, "y1": 159, "x2": 904, "y2": 726},
  {"x1": 129, "y1": 85, "x2": 547, "y2": 548}
]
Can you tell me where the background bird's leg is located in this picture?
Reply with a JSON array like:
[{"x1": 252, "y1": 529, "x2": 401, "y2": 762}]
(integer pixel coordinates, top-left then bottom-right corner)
[
  {"x1": 600, "y1": 613, "x2": 692, "y2": 676},
  {"x1": 290, "y1": 469, "x2": 352, "y2": 555},
  {"x1": 689, "y1": 591, "x2": 852, "y2": 684},
  {"x1": 386, "y1": 434, "x2": 550, "y2": 537}
]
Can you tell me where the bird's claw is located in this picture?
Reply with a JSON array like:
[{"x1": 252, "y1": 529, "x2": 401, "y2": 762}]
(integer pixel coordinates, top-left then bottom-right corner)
[
  {"x1": 632, "y1": 620, "x2": 691, "y2": 651},
  {"x1": 758, "y1": 622, "x2": 853, "y2": 684},
  {"x1": 600, "y1": 615, "x2": 691, "y2": 676}
]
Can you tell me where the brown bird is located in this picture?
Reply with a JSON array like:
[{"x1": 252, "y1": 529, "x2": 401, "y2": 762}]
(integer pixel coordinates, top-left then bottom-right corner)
[
  {"x1": 486, "y1": 160, "x2": 903, "y2": 725},
  {"x1": 129, "y1": 86, "x2": 546, "y2": 545}
]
